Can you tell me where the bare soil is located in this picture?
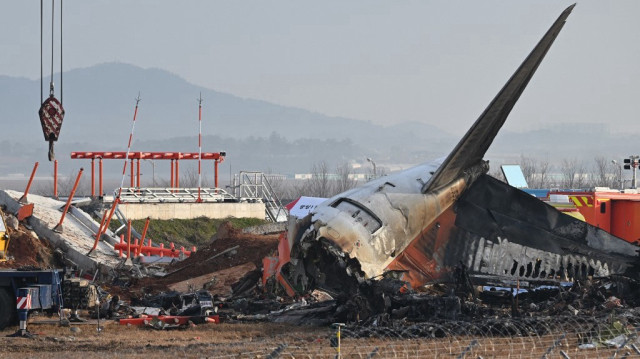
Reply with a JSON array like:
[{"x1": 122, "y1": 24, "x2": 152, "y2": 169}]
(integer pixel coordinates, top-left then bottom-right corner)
[
  {"x1": 0, "y1": 320, "x2": 627, "y2": 358},
  {"x1": 0, "y1": 226, "x2": 58, "y2": 269},
  {"x1": 127, "y1": 221, "x2": 279, "y2": 298},
  {"x1": 166, "y1": 221, "x2": 279, "y2": 279}
]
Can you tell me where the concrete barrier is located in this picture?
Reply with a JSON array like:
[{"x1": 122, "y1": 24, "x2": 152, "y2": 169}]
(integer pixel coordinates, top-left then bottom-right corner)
[
  {"x1": 0, "y1": 190, "x2": 119, "y2": 271},
  {"x1": 117, "y1": 202, "x2": 266, "y2": 220},
  {"x1": 242, "y1": 222, "x2": 286, "y2": 235}
]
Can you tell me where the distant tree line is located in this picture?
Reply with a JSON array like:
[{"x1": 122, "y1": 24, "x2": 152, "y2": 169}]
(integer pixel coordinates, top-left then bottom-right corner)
[
  {"x1": 268, "y1": 161, "x2": 361, "y2": 201},
  {"x1": 38, "y1": 154, "x2": 628, "y2": 200},
  {"x1": 490, "y1": 155, "x2": 625, "y2": 189}
]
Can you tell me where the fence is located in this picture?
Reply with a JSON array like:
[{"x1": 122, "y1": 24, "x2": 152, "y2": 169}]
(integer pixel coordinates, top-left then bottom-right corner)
[{"x1": 191, "y1": 314, "x2": 640, "y2": 358}]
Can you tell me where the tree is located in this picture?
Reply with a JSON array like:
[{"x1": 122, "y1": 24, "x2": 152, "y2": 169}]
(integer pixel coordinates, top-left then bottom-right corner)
[
  {"x1": 180, "y1": 167, "x2": 200, "y2": 188},
  {"x1": 36, "y1": 169, "x2": 91, "y2": 197},
  {"x1": 611, "y1": 161, "x2": 623, "y2": 190},
  {"x1": 559, "y1": 158, "x2": 586, "y2": 189},
  {"x1": 593, "y1": 157, "x2": 609, "y2": 188},
  {"x1": 308, "y1": 161, "x2": 332, "y2": 197},
  {"x1": 334, "y1": 162, "x2": 356, "y2": 194},
  {"x1": 534, "y1": 158, "x2": 551, "y2": 188}
]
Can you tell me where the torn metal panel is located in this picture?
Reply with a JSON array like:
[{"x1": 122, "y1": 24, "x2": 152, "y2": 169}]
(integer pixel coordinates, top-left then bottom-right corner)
[
  {"x1": 447, "y1": 175, "x2": 639, "y2": 282},
  {"x1": 385, "y1": 207, "x2": 458, "y2": 287}
]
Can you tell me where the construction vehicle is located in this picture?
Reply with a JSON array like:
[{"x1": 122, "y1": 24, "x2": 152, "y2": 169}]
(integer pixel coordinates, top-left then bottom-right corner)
[
  {"x1": 0, "y1": 209, "x2": 9, "y2": 261},
  {"x1": 0, "y1": 270, "x2": 64, "y2": 334},
  {"x1": 0, "y1": 267, "x2": 105, "y2": 334}
]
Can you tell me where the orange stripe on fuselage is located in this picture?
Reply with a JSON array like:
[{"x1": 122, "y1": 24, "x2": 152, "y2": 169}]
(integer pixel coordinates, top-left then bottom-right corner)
[{"x1": 386, "y1": 207, "x2": 457, "y2": 289}]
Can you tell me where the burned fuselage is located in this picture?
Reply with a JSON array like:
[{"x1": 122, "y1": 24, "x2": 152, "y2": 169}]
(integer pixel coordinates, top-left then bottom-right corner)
[
  {"x1": 280, "y1": 5, "x2": 640, "y2": 297},
  {"x1": 283, "y1": 160, "x2": 488, "y2": 295}
]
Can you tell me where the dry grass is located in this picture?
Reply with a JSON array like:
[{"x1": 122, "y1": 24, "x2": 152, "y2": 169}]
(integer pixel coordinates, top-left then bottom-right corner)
[
  {"x1": 0, "y1": 321, "x2": 327, "y2": 358},
  {"x1": 1, "y1": 320, "x2": 635, "y2": 358}
]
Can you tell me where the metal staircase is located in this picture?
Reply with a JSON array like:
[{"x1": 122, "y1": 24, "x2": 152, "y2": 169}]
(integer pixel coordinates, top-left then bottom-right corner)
[{"x1": 233, "y1": 171, "x2": 287, "y2": 222}]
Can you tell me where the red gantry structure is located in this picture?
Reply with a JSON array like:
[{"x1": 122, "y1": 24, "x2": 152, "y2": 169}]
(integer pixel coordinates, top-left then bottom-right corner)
[{"x1": 70, "y1": 151, "x2": 226, "y2": 198}]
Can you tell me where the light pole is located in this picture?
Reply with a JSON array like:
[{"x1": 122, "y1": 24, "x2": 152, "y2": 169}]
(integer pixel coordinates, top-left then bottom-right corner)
[
  {"x1": 366, "y1": 157, "x2": 377, "y2": 179},
  {"x1": 144, "y1": 159, "x2": 156, "y2": 187},
  {"x1": 612, "y1": 160, "x2": 623, "y2": 190},
  {"x1": 623, "y1": 155, "x2": 639, "y2": 189}
]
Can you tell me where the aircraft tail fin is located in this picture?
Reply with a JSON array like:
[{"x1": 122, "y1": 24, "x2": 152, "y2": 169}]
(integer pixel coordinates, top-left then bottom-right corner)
[{"x1": 423, "y1": 4, "x2": 575, "y2": 193}]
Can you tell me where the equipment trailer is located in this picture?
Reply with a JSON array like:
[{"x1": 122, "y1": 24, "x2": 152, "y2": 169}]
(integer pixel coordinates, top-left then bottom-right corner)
[{"x1": 0, "y1": 269, "x2": 63, "y2": 335}]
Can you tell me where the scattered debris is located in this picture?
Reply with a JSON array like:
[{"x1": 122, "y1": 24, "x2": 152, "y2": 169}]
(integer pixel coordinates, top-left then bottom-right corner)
[
  {"x1": 168, "y1": 262, "x2": 256, "y2": 295},
  {"x1": 4, "y1": 181, "x2": 640, "y2": 355},
  {"x1": 118, "y1": 314, "x2": 220, "y2": 329}
]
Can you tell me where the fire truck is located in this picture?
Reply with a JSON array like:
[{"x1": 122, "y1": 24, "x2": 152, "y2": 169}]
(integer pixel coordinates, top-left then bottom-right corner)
[{"x1": 547, "y1": 188, "x2": 640, "y2": 245}]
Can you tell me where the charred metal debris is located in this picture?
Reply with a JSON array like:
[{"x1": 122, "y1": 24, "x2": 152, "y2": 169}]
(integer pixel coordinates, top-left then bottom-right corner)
[
  {"x1": 277, "y1": 175, "x2": 640, "y2": 296},
  {"x1": 229, "y1": 174, "x2": 640, "y2": 330},
  {"x1": 226, "y1": 266, "x2": 640, "y2": 334}
]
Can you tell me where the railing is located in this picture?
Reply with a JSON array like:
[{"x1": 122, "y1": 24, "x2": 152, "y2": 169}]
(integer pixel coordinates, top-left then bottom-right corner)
[
  {"x1": 114, "y1": 187, "x2": 237, "y2": 203},
  {"x1": 234, "y1": 171, "x2": 287, "y2": 222},
  {"x1": 109, "y1": 174, "x2": 287, "y2": 222}
]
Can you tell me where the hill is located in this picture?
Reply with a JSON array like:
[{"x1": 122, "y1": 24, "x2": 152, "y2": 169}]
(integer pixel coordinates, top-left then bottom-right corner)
[
  {"x1": 0, "y1": 63, "x2": 455, "y2": 176},
  {"x1": 1, "y1": 63, "x2": 636, "y2": 181}
]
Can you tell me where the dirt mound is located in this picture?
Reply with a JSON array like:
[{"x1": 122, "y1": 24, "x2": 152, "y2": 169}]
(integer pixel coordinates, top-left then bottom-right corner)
[
  {"x1": 0, "y1": 227, "x2": 58, "y2": 269},
  {"x1": 126, "y1": 221, "x2": 281, "y2": 297},
  {"x1": 163, "y1": 221, "x2": 280, "y2": 283}
]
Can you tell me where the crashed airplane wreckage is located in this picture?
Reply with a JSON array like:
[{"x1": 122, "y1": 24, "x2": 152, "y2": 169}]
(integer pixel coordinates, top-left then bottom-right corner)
[{"x1": 277, "y1": 4, "x2": 640, "y2": 298}]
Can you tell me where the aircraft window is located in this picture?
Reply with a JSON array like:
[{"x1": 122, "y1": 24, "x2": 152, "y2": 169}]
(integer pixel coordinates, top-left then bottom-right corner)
[
  {"x1": 600, "y1": 202, "x2": 606, "y2": 214},
  {"x1": 332, "y1": 199, "x2": 382, "y2": 233}
]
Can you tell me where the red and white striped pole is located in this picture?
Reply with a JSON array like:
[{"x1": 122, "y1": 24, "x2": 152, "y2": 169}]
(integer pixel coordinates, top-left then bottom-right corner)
[
  {"x1": 197, "y1": 93, "x2": 203, "y2": 203},
  {"x1": 119, "y1": 94, "x2": 141, "y2": 198},
  {"x1": 87, "y1": 94, "x2": 140, "y2": 256}
]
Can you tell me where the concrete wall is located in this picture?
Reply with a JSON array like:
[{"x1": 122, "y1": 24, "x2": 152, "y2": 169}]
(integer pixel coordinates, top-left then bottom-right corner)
[
  {"x1": 242, "y1": 222, "x2": 286, "y2": 235},
  {"x1": 117, "y1": 202, "x2": 266, "y2": 220}
]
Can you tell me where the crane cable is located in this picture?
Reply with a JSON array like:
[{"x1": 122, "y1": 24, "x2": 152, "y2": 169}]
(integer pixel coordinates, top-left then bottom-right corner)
[
  {"x1": 39, "y1": 0, "x2": 65, "y2": 161},
  {"x1": 50, "y1": 0, "x2": 54, "y2": 96},
  {"x1": 60, "y1": 0, "x2": 63, "y2": 105},
  {"x1": 40, "y1": 0, "x2": 43, "y2": 105}
]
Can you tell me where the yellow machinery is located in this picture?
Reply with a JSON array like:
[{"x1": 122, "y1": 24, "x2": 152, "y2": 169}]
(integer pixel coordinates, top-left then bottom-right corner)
[{"x1": 0, "y1": 209, "x2": 10, "y2": 261}]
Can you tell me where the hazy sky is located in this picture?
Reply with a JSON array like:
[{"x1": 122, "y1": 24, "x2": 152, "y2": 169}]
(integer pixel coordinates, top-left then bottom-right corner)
[{"x1": 2, "y1": 1, "x2": 640, "y2": 135}]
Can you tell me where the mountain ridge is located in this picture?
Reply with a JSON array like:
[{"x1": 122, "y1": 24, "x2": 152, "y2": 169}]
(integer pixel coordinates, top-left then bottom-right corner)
[
  {"x1": 0, "y1": 62, "x2": 455, "y2": 176},
  {"x1": 1, "y1": 63, "x2": 636, "y2": 179}
]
